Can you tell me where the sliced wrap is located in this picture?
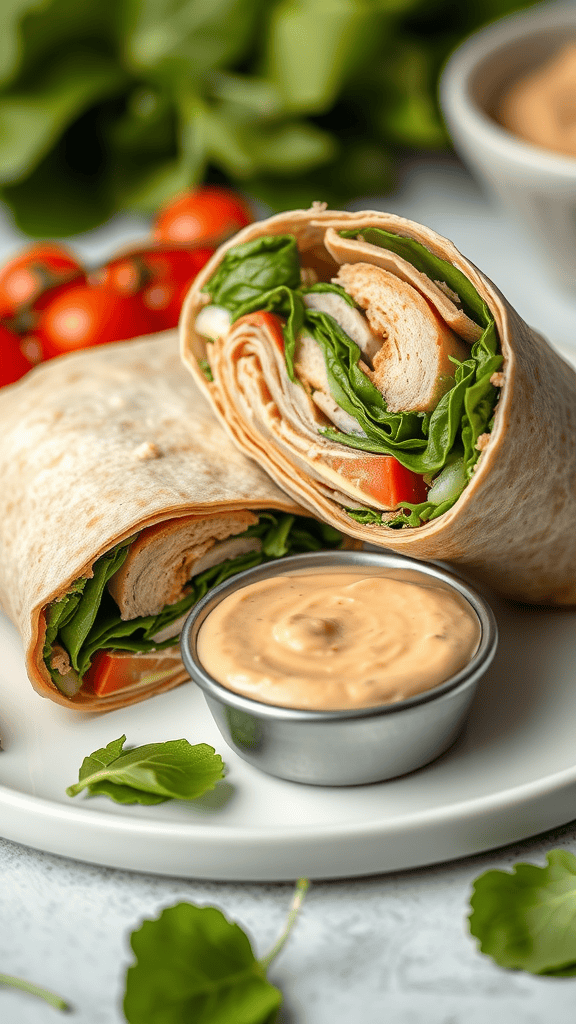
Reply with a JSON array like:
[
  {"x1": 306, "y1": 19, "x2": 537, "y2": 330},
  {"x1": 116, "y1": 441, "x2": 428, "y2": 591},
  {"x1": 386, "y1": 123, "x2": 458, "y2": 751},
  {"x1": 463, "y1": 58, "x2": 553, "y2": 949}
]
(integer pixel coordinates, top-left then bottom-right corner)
[
  {"x1": 0, "y1": 330, "x2": 346, "y2": 710},
  {"x1": 181, "y1": 207, "x2": 576, "y2": 604}
]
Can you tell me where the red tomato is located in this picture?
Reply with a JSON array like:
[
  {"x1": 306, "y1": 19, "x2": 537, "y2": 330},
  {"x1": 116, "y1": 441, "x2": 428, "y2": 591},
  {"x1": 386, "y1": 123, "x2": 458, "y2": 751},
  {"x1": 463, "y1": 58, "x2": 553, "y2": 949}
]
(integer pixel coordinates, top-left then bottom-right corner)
[
  {"x1": 0, "y1": 323, "x2": 36, "y2": 386},
  {"x1": 34, "y1": 283, "x2": 156, "y2": 358},
  {"x1": 83, "y1": 650, "x2": 182, "y2": 697},
  {"x1": 0, "y1": 243, "x2": 83, "y2": 323},
  {"x1": 93, "y1": 245, "x2": 214, "y2": 330},
  {"x1": 140, "y1": 248, "x2": 214, "y2": 329},
  {"x1": 238, "y1": 311, "x2": 285, "y2": 353},
  {"x1": 328, "y1": 453, "x2": 428, "y2": 508},
  {"x1": 153, "y1": 186, "x2": 252, "y2": 246}
]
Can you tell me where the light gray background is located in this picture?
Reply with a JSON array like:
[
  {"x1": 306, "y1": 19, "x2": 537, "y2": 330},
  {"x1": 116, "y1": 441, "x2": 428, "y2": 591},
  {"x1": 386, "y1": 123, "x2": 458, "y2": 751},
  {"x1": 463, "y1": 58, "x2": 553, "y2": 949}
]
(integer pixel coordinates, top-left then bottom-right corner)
[{"x1": 3, "y1": 159, "x2": 576, "y2": 1023}]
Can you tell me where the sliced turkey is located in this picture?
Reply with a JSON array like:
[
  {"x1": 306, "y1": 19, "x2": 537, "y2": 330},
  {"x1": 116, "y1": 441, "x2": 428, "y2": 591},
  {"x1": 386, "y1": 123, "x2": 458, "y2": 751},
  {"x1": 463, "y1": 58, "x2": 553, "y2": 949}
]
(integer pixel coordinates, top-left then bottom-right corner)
[{"x1": 107, "y1": 510, "x2": 257, "y2": 620}]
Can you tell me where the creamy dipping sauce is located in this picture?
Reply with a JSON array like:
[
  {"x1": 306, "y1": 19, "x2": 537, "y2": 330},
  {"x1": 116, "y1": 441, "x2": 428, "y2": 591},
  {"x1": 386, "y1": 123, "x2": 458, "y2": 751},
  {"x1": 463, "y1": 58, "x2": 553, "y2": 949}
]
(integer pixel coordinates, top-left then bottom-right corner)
[
  {"x1": 498, "y1": 43, "x2": 576, "y2": 159},
  {"x1": 197, "y1": 569, "x2": 481, "y2": 711}
]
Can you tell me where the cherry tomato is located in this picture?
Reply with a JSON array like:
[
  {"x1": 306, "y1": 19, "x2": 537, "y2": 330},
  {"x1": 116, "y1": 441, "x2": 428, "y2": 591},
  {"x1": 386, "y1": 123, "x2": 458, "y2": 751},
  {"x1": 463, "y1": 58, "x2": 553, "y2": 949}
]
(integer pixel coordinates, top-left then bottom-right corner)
[
  {"x1": 34, "y1": 284, "x2": 156, "y2": 358},
  {"x1": 140, "y1": 247, "x2": 214, "y2": 329},
  {"x1": 0, "y1": 243, "x2": 83, "y2": 324},
  {"x1": 93, "y1": 245, "x2": 214, "y2": 330},
  {"x1": 153, "y1": 186, "x2": 252, "y2": 246},
  {"x1": 0, "y1": 324, "x2": 36, "y2": 386}
]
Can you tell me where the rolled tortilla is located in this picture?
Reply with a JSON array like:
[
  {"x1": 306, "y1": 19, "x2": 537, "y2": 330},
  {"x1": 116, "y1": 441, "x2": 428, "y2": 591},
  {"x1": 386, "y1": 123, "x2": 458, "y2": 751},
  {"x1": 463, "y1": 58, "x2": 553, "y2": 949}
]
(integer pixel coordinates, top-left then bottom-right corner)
[
  {"x1": 0, "y1": 330, "x2": 346, "y2": 710},
  {"x1": 181, "y1": 207, "x2": 576, "y2": 604}
]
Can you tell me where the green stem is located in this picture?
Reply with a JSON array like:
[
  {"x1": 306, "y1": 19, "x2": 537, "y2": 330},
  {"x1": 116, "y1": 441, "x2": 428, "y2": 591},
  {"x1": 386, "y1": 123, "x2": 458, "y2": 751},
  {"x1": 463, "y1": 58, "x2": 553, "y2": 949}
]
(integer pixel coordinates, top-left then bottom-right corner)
[
  {"x1": 259, "y1": 878, "x2": 310, "y2": 972},
  {"x1": 0, "y1": 973, "x2": 70, "y2": 1011}
]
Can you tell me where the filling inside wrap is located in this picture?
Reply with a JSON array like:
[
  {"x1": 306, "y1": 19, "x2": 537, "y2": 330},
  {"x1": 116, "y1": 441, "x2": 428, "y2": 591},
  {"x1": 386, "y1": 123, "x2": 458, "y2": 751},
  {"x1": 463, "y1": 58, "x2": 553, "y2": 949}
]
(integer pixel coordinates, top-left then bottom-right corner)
[
  {"x1": 194, "y1": 228, "x2": 503, "y2": 527},
  {"x1": 44, "y1": 511, "x2": 344, "y2": 699}
]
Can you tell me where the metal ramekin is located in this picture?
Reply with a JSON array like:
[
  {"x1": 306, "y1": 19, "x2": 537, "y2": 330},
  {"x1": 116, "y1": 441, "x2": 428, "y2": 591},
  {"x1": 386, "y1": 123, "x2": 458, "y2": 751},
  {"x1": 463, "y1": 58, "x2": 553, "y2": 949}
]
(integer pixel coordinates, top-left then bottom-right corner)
[{"x1": 180, "y1": 550, "x2": 498, "y2": 786}]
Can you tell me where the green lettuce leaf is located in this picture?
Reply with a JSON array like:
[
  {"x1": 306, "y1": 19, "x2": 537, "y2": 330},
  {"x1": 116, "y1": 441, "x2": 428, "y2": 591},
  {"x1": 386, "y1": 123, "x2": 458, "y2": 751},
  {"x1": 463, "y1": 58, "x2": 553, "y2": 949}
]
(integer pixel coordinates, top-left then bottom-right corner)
[
  {"x1": 469, "y1": 850, "x2": 576, "y2": 975},
  {"x1": 66, "y1": 735, "x2": 225, "y2": 804}
]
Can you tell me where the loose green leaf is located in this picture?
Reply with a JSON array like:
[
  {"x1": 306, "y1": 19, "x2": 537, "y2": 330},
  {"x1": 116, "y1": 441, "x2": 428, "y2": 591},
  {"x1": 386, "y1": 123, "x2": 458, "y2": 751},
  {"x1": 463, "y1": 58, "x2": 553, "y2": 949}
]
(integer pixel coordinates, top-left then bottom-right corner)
[
  {"x1": 0, "y1": 972, "x2": 70, "y2": 1011},
  {"x1": 123, "y1": 878, "x2": 309, "y2": 1024},
  {"x1": 66, "y1": 736, "x2": 225, "y2": 804},
  {"x1": 469, "y1": 850, "x2": 576, "y2": 974}
]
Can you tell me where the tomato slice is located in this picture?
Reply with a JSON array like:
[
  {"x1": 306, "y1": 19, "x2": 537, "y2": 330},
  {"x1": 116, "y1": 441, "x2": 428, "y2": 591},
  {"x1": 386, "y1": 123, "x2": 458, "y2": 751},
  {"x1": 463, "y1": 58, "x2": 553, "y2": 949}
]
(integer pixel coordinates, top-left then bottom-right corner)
[
  {"x1": 328, "y1": 453, "x2": 428, "y2": 508},
  {"x1": 83, "y1": 650, "x2": 182, "y2": 697},
  {"x1": 237, "y1": 311, "x2": 285, "y2": 353}
]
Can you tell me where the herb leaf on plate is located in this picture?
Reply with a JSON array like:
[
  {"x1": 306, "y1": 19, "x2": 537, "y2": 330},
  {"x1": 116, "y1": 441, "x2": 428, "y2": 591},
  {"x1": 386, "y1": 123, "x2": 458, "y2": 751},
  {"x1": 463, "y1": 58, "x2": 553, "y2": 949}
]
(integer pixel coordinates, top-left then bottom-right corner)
[
  {"x1": 123, "y1": 878, "x2": 309, "y2": 1024},
  {"x1": 0, "y1": 973, "x2": 70, "y2": 1011},
  {"x1": 66, "y1": 735, "x2": 225, "y2": 804},
  {"x1": 469, "y1": 849, "x2": 576, "y2": 974}
]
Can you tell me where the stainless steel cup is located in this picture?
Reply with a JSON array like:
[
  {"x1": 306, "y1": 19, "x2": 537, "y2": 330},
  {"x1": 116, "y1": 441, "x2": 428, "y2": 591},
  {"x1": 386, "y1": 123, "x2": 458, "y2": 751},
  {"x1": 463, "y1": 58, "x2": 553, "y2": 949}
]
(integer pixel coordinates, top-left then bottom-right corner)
[{"x1": 180, "y1": 550, "x2": 498, "y2": 786}]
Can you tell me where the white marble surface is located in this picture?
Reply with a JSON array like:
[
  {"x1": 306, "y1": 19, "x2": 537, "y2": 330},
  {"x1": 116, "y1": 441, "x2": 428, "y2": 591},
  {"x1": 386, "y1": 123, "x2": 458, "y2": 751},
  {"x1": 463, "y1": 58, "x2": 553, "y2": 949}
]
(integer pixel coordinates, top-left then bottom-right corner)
[{"x1": 3, "y1": 160, "x2": 576, "y2": 1022}]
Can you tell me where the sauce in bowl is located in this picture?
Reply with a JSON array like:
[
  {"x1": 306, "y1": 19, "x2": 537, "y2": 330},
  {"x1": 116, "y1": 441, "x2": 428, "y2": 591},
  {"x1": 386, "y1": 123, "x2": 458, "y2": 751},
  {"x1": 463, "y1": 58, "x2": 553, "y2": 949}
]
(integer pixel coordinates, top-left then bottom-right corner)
[{"x1": 197, "y1": 567, "x2": 481, "y2": 711}]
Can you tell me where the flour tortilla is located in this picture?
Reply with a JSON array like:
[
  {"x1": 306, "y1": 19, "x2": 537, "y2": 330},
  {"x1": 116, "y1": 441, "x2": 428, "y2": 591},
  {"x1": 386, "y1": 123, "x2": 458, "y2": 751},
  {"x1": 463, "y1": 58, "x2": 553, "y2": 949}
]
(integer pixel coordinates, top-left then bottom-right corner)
[
  {"x1": 0, "y1": 330, "x2": 302, "y2": 710},
  {"x1": 181, "y1": 207, "x2": 576, "y2": 604}
]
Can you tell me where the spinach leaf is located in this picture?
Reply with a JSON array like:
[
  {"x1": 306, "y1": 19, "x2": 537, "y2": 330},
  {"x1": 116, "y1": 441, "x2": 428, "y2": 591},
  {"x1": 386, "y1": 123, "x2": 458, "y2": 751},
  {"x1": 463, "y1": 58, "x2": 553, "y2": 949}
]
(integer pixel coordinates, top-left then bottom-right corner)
[
  {"x1": 469, "y1": 850, "x2": 576, "y2": 975},
  {"x1": 202, "y1": 235, "x2": 301, "y2": 315},
  {"x1": 123, "y1": 878, "x2": 309, "y2": 1024},
  {"x1": 66, "y1": 735, "x2": 225, "y2": 804},
  {"x1": 59, "y1": 538, "x2": 131, "y2": 671}
]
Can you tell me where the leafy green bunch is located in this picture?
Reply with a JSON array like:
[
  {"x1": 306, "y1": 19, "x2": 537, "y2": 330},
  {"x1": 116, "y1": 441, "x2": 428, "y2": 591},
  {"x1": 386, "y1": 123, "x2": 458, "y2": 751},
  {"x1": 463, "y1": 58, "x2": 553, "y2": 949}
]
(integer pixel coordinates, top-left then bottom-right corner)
[{"x1": 1, "y1": 0, "x2": 535, "y2": 236}]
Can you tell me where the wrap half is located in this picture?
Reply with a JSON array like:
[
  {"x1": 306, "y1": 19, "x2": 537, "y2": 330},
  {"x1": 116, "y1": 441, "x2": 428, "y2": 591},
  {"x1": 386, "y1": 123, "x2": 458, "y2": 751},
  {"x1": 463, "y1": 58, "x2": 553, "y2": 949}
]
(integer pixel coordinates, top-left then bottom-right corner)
[
  {"x1": 181, "y1": 207, "x2": 576, "y2": 604},
  {"x1": 0, "y1": 331, "x2": 347, "y2": 710}
]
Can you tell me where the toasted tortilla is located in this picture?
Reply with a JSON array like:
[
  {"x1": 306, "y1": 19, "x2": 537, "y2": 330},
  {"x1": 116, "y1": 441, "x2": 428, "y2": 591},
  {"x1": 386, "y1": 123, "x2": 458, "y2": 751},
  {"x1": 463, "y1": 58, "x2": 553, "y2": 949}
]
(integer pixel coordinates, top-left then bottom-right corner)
[
  {"x1": 181, "y1": 207, "x2": 576, "y2": 604},
  {"x1": 0, "y1": 331, "x2": 302, "y2": 710}
]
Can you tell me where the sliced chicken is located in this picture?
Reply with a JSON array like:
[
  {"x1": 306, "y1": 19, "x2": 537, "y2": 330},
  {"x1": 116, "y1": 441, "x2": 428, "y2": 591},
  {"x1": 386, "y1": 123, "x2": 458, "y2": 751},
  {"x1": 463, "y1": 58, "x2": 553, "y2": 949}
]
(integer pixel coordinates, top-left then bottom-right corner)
[
  {"x1": 302, "y1": 291, "x2": 382, "y2": 365},
  {"x1": 150, "y1": 535, "x2": 262, "y2": 642},
  {"x1": 107, "y1": 511, "x2": 258, "y2": 619},
  {"x1": 324, "y1": 228, "x2": 482, "y2": 344},
  {"x1": 293, "y1": 331, "x2": 365, "y2": 434},
  {"x1": 334, "y1": 262, "x2": 470, "y2": 413}
]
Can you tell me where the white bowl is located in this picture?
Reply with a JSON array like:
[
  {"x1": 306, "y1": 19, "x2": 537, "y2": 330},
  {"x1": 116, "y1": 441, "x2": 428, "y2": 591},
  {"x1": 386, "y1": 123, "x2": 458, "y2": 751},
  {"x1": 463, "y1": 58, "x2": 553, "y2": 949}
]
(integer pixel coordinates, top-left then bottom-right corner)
[{"x1": 440, "y1": 2, "x2": 576, "y2": 290}]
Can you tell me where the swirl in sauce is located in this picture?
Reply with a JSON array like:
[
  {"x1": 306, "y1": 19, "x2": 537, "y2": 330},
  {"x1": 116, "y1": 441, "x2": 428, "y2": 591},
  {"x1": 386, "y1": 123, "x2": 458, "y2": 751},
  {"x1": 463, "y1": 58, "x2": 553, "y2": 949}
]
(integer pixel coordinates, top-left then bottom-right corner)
[{"x1": 197, "y1": 569, "x2": 481, "y2": 711}]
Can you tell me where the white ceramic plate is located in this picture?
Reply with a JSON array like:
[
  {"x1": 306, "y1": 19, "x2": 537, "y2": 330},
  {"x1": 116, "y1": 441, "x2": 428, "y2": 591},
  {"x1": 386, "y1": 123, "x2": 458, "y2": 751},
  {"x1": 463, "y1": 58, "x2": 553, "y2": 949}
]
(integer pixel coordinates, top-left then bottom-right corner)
[{"x1": 1, "y1": 574, "x2": 576, "y2": 882}]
